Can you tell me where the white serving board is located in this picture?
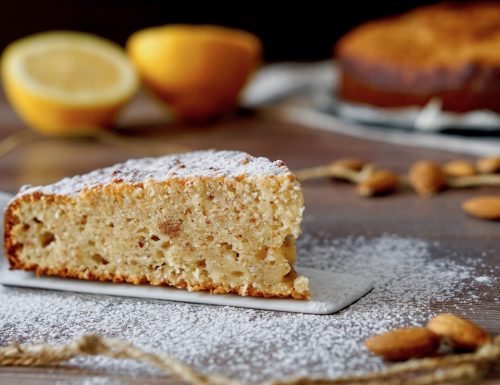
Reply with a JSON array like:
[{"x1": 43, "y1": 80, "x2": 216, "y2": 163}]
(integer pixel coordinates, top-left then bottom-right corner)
[{"x1": 0, "y1": 192, "x2": 373, "y2": 314}]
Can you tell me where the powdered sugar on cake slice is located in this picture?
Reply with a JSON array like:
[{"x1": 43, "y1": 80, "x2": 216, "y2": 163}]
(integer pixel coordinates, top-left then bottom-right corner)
[{"x1": 17, "y1": 150, "x2": 292, "y2": 197}]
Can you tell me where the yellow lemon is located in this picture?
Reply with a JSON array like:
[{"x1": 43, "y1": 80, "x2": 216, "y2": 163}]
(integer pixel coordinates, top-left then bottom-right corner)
[
  {"x1": 1, "y1": 31, "x2": 138, "y2": 135},
  {"x1": 127, "y1": 24, "x2": 261, "y2": 122}
]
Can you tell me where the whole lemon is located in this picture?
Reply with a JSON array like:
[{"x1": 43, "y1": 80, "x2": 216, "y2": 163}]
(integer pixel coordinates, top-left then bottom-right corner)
[{"x1": 127, "y1": 25, "x2": 261, "y2": 122}]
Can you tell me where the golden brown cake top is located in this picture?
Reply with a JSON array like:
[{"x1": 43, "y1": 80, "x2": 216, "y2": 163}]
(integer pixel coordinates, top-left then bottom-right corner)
[
  {"x1": 337, "y1": 2, "x2": 500, "y2": 70},
  {"x1": 17, "y1": 150, "x2": 292, "y2": 197}
]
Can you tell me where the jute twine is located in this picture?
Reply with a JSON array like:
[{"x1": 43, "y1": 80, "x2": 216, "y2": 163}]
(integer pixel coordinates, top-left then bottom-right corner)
[
  {"x1": 295, "y1": 161, "x2": 500, "y2": 189},
  {"x1": 0, "y1": 129, "x2": 191, "y2": 159},
  {"x1": 0, "y1": 334, "x2": 498, "y2": 385}
]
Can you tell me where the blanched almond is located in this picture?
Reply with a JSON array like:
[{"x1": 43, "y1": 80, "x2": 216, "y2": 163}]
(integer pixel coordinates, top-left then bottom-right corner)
[
  {"x1": 409, "y1": 160, "x2": 445, "y2": 197},
  {"x1": 443, "y1": 159, "x2": 476, "y2": 178},
  {"x1": 364, "y1": 327, "x2": 439, "y2": 361},
  {"x1": 427, "y1": 313, "x2": 491, "y2": 350},
  {"x1": 462, "y1": 196, "x2": 500, "y2": 220},
  {"x1": 476, "y1": 156, "x2": 500, "y2": 174},
  {"x1": 356, "y1": 170, "x2": 399, "y2": 197}
]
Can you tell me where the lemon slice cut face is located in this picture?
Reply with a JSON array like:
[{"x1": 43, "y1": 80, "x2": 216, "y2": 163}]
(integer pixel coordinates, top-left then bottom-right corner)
[{"x1": 2, "y1": 31, "x2": 138, "y2": 134}]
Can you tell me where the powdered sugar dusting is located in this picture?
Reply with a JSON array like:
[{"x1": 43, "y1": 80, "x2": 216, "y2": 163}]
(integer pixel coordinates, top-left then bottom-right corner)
[
  {"x1": 1, "y1": 232, "x2": 496, "y2": 383},
  {"x1": 17, "y1": 150, "x2": 291, "y2": 197},
  {"x1": 475, "y1": 276, "x2": 492, "y2": 284}
]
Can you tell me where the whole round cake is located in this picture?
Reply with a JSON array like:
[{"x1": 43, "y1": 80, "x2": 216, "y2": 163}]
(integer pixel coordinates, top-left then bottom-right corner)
[{"x1": 335, "y1": 2, "x2": 500, "y2": 113}]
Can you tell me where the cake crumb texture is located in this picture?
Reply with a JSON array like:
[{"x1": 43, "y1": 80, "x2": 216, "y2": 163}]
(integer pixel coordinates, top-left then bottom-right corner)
[{"x1": 4, "y1": 150, "x2": 308, "y2": 299}]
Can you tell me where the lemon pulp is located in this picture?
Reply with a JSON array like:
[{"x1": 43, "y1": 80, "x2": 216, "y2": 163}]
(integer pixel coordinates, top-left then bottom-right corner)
[
  {"x1": 24, "y1": 48, "x2": 120, "y2": 93},
  {"x1": 2, "y1": 31, "x2": 138, "y2": 134}
]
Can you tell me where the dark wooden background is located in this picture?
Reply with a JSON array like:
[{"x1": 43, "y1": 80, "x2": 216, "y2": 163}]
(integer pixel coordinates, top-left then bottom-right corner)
[
  {"x1": 1, "y1": 0, "x2": 442, "y2": 61},
  {"x1": 0, "y1": 93, "x2": 498, "y2": 383}
]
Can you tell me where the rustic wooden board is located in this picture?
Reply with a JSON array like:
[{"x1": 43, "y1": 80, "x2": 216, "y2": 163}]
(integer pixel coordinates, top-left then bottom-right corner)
[{"x1": 0, "y1": 96, "x2": 498, "y2": 384}]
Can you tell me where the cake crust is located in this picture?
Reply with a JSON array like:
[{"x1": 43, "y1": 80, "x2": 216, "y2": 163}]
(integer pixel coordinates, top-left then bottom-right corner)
[
  {"x1": 336, "y1": 2, "x2": 500, "y2": 112},
  {"x1": 4, "y1": 151, "x2": 309, "y2": 299}
]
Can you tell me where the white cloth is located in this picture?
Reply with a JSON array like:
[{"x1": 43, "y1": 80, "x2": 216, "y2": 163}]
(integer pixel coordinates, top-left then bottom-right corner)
[{"x1": 242, "y1": 62, "x2": 500, "y2": 156}]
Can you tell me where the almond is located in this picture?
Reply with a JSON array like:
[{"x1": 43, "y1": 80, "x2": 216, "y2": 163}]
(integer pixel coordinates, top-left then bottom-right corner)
[
  {"x1": 462, "y1": 196, "x2": 500, "y2": 220},
  {"x1": 356, "y1": 170, "x2": 399, "y2": 197},
  {"x1": 331, "y1": 158, "x2": 366, "y2": 172},
  {"x1": 476, "y1": 156, "x2": 500, "y2": 174},
  {"x1": 442, "y1": 159, "x2": 476, "y2": 178},
  {"x1": 364, "y1": 327, "x2": 439, "y2": 361},
  {"x1": 426, "y1": 313, "x2": 491, "y2": 350},
  {"x1": 409, "y1": 160, "x2": 445, "y2": 197}
]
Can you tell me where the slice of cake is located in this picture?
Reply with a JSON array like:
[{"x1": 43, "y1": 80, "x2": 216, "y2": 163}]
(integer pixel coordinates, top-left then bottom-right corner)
[{"x1": 4, "y1": 150, "x2": 309, "y2": 299}]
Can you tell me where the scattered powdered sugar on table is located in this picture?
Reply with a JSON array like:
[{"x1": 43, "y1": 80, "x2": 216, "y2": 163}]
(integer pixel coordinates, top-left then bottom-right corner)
[
  {"x1": 475, "y1": 276, "x2": 492, "y2": 284},
  {"x1": 0, "y1": 233, "x2": 497, "y2": 383},
  {"x1": 55, "y1": 378, "x2": 123, "y2": 385}
]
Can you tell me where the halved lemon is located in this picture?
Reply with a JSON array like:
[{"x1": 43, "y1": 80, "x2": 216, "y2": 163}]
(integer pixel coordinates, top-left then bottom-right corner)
[
  {"x1": 1, "y1": 31, "x2": 138, "y2": 135},
  {"x1": 127, "y1": 25, "x2": 261, "y2": 122}
]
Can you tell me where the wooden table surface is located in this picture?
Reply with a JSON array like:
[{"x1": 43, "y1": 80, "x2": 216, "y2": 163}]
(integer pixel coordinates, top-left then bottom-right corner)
[{"x1": 0, "y1": 94, "x2": 498, "y2": 384}]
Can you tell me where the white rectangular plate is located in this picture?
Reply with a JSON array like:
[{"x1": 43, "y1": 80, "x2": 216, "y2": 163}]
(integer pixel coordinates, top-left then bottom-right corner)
[
  {"x1": 0, "y1": 265, "x2": 373, "y2": 314},
  {"x1": 0, "y1": 192, "x2": 373, "y2": 314}
]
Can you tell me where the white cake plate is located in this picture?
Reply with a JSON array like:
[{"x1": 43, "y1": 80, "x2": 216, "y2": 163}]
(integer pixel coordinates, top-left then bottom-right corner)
[{"x1": 0, "y1": 192, "x2": 373, "y2": 314}]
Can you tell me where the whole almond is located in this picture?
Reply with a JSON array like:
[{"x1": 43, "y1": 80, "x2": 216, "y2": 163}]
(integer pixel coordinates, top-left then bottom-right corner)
[
  {"x1": 462, "y1": 196, "x2": 500, "y2": 220},
  {"x1": 443, "y1": 159, "x2": 476, "y2": 178},
  {"x1": 409, "y1": 160, "x2": 445, "y2": 197},
  {"x1": 427, "y1": 313, "x2": 491, "y2": 350},
  {"x1": 332, "y1": 158, "x2": 366, "y2": 172},
  {"x1": 476, "y1": 156, "x2": 500, "y2": 174},
  {"x1": 364, "y1": 327, "x2": 439, "y2": 361},
  {"x1": 356, "y1": 170, "x2": 399, "y2": 197}
]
